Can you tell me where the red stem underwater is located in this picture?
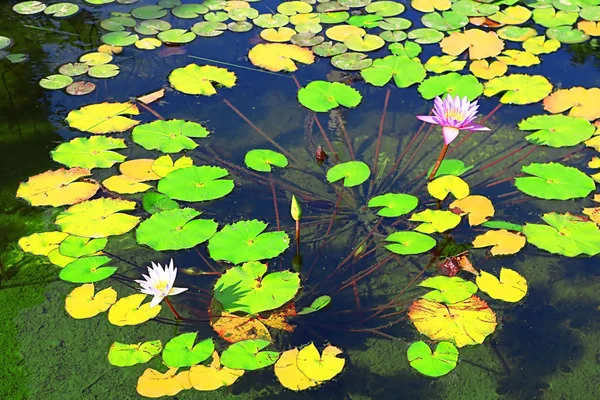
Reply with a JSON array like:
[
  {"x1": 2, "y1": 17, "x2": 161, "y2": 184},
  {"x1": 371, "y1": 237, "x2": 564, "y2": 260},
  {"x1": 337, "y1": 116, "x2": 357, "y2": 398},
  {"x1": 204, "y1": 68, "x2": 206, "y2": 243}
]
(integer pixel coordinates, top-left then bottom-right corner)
[{"x1": 164, "y1": 297, "x2": 183, "y2": 320}]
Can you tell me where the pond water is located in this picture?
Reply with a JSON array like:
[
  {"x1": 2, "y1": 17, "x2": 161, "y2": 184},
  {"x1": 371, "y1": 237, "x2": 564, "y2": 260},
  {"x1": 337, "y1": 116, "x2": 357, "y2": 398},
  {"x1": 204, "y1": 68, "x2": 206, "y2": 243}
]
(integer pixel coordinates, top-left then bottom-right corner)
[{"x1": 2, "y1": 0, "x2": 600, "y2": 399}]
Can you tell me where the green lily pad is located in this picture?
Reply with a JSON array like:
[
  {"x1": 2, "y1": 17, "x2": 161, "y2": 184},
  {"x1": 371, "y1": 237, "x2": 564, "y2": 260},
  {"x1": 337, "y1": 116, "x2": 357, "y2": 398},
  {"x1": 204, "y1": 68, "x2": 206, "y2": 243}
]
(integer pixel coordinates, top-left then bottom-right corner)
[
  {"x1": 523, "y1": 212, "x2": 600, "y2": 257},
  {"x1": 427, "y1": 159, "x2": 473, "y2": 178},
  {"x1": 136, "y1": 208, "x2": 217, "y2": 251},
  {"x1": 318, "y1": 11, "x2": 350, "y2": 23},
  {"x1": 65, "y1": 102, "x2": 139, "y2": 134},
  {"x1": 221, "y1": 339, "x2": 280, "y2": 371},
  {"x1": 5, "y1": 53, "x2": 28, "y2": 64},
  {"x1": 205, "y1": 11, "x2": 228, "y2": 23},
  {"x1": 203, "y1": 0, "x2": 226, "y2": 10},
  {"x1": 132, "y1": 119, "x2": 210, "y2": 153},
  {"x1": 131, "y1": 5, "x2": 167, "y2": 20},
  {"x1": 39, "y1": 75, "x2": 73, "y2": 90},
  {"x1": 157, "y1": 29, "x2": 196, "y2": 44},
  {"x1": 55, "y1": 198, "x2": 139, "y2": 238},
  {"x1": 100, "y1": 17, "x2": 137, "y2": 31},
  {"x1": 44, "y1": 3, "x2": 80, "y2": 17},
  {"x1": 101, "y1": 32, "x2": 139, "y2": 47},
  {"x1": 424, "y1": 56, "x2": 466, "y2": 73},
  {"x1": 291, "y1": 33, "x2": 325, "y2": 47},
  {"x1": 59, "y1": 256, "x2": 118, "y2": 283},
  {"x1": 297, "y1": 295, "x2": 332, "y2": 315},
  {"x1": 408, "y1": 28, "x2": 445, "y2": 44},
  {"x1": 59, "y1": 63, "x2": 89, "y2": 77},
  {"x1": 313, "y1": 41, "x2": 348, "y2": 57},
  {"x1": 278, "y1": 1, "x2": 313, "y2": 15},
  {"x1": 172, "y1": 4, "x2": 208, "y2": 18},
  {"x1": 229, "y1": 8, "x2": 259, "y2": 21},
  {"x1": 344, "y1": 34, "x2": 385, "y2": 51},
  {"x1": 451, "y1": 0, "x2": 498, "y2": 16},
  {"x1": 546, "y1": 26, "x2": 590, "y2": 44},
  {"x1": 13, "y1": 1, "x2": 46, "y2": 15},
  {"x1": 361, "y1": 55, "x2": 426, "y2": 88},
  {"x1": 489, "y1": 5, "x2": 532, "y2": 24},
  {"x1": 533, "y1": 7, "x2": 578, "y2": 27},
  {"x1": 244, "y1": 149, "x2": 288, "y2": 172},
  {"x1": 213, "y1": 260, "x2": 299, "y2": 313},
  {"x1": 0, "y1": 36, "x2": 12, "y2": 51},
  {"x1": 209, "y1": 221, "x2": 290, "y2": 265},
  {"x1": 515, "y1": 162, "x2": 595, "y2": 200},
  {"x1": 481, "y1": 220, "x2": 523, "y2": 232},
  {"x1": 134, "y1": 19, "x2": 172, "y2": 35},
  {"x1": 254, "y1": 13, "x2": 290, "y2": 28},
  {"x1": 519, "y1": 115, "x2": 595, "y2": 147},
  {"x1": 339, "y1": 0, "x2": 371, "y2": 7},
  {"x1": 365, "y1": 1, "x2": 405, "y2": 16},
  {"x1": 59, "y1": 236, "x2": 108, "y2": 258},
  {"x1": 410, "y1": 209, "x2": 462, "y2": 233},
  {"x1": 228, "y1": 21, "x2": 254, "y2": 32},
  {"x1": 158, "y1": 166, "x2": 234, "y2": 202},
  {"x1": 192, "y1": 21, "x2": 228, "y2": 36},
  {"x1": 158, "y1": 0, "x2": 181, "y2": 7},
  {"x1": 88, "y1": 64, "x2": 120, "y2": 78},
  {"x1": 348, "y1": 14, "x2": 383, "y2": 28},
  {"x1": 142, "y1": 192, "x2": 179, "y2": 214},
  {"x1": 422, "y1": 11, "x2": 469, "y2": 31},
  {"x1": 497, "y1": 26, "x2": 538, "y2": 41},
  {"x1": 108, "y1": 341, "x2": 163, "y2": 367},
  {"x1": 580, "y1": 6, "x2": 600, "y2": 21},
  {"x1": 368, "y1": 193, "x2": 419, "y2": 217},
  {"x1": 162, "y1": 334, "x2": 214, "y2": 368},
  {"x1": 51, "y1": 136, "x2": 127, "y2": 169},
  {"x1": 389, "y1": 41, "x2": 422, "y2": 57},
  {"x1": 331, "y1": 52, "x2": 372, "y2": 70},
  {"x1": 407, "y1": 341, "x2": 458, "y2": 378},
  {"x1": 326, "y1": 161, "x2": 370, "y2": 187},
  {"x1": 384, "y1": 231, "x2": 437, "y2": 255},
  {"x1": 418, "y1": 73, "x2": 483, "y2": 101},
  {"x1": 79, "y1": 52, "x2": 113, "y2": 66},
  {"x1": 169, "y1": 64, "x2": 236, "y2": 96},
  {"x1": 420, "y1": 276, "x2": 478, "y2": 304},
  {"x1": 378, "y1": 17, "x2": 412, "y2": 30},
  {"x1": 298, "y1": 81, "x2": 362, "y2": 112},
  {"x1": 380, "y1": 30, "x2": 407, "y2": 42},
  {"x1": 483, "y1": 74, "x2": 552, "y2": 105}
]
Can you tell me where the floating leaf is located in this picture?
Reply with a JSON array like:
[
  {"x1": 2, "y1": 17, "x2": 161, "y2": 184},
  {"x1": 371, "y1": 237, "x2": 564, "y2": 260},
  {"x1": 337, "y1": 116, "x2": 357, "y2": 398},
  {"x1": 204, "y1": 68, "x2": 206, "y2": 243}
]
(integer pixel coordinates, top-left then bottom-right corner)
[
  {"x1": 275, "y1": 348, "x2": 318, "y2": 391},
  {"x1": 522, "y1": 35, "x2": 561, "y2": 54},
  {"x1": 59, "y1": 236, "x2": 107, "y2": 258},
  {"x1": 108, "y1": 341, "x2": 163, "y2": 367},
  {"x1": 412, "y1": 0, "x2": 451, "y2": 13},
  {"x1": 408, "y1": 296, "x2": 497, "y2": 347},
  {"x1": 523, "y1": 212, "x2": 600, "y2": 257},
  {"x1": 254, "y1": 13, "x2": 290, "y2": 28},
  {"x1": 172, "y1": 4, "x2": 208, "y2": 18},
  {"x1": 163, "y1": 333, "x2": 214, "y2": 368},
  {"x1": 59, "y1": 63, "x2": 89, "y2": 76},
  {"x1": 136, "y1": 208, "x2": 217, "y2": 251},
  {"x1": 221, "y1": 339, "x2": 280, "y2": 370},
  {"x1": 469, "y1": 59, "x2": 507, "y2": 80},
  {"x1": 169, "y1": 64, "x2": 236, "y2": 96},
  {"x1": 449, "y1": 195, "x2": 494, "y2": 226},
  {"x1": 348, "y1": 14, "x2": 383, "y2": 28},
  {"x1": 298, "y1": 81, "x2": 362, "y2": 112},
  {"x1": 16, "y1": 168, "x2": 98, "y2": 207},
  {"x1": 543, "y1": 87, "x2": 600, "y2": 120},
  {"x1": 472, "y1": 229, "x2": 526, "y2": 255},
  {"x1": 39, "y1": 75, "x2": 73, "y2": 90},
  {"x1": 120, "y1": 159, "x2": 161, "y2": 181},
  {"x1": 420, "y1": 276, "x2": 478, "y2": 304},
  {"x1": 313, "y1": 41, "x2": 348, "y2": 57},
  {"x1": 344, "y1": 34, "x2": 385, "y2": 51},
  {"x1": 191, "y1": 21, "x2": 227, "y2": 36},
  {"x1": 378, "y1": 17, "x2": 412, "y2": 30},
  {"x1": 331, "y1": 52, "x2": 372, "y2": 70},
  {"x1": 368, "y1": 193, "x2": 418, "y2": 217},
  {"x1": 297, "y1": 296, "x2": 332, "y2": 315},
  {"x1": 135, "y1": 38, "x2": 162, "y2": 50},
  {"x1": 497, "y1": 26, "x2": 537, "y2": 42},
  {"x1": 489, "y1": 5, "x2": 531, "y2": 24},
  {"x1": 407, "y1": 28, "x2": 445, "y2": 44},
  {"x1": 361, "y1": 55, "x2": 426, "y2": 88},
  {"x1": 66, "y1": 81, "x2": 96, "y2": 96},
  {"x1": 407, "y1": 341, "x2": 458, "y2": 378},
  {"x1": 451, "y1": 0, "x2": 497, "y2": 16},
  {"x1": 440, "y1": 29, "x2": 505, "y2": 59},
  {"x1": 297, "y1": 344, "x2": 345, "y2": 381},
  {"x1": 384, "y1": 231, "x2": 437, "y2": 255},
  {"x1": 519, "y1": 115, "x2": 595, "y2": 147},
  {"x1": 325, "y1": 25, "x2": 366, "y2": 41},
  {"x1": 291, "y1": 32, "x2": 324, "y2": 46},
  {"x1": 248, "y1": 43, "x2": 315, "y2": 72},
  {"x1": 261, "y1": 27, "x2": 297, "y2": 42},
  {"x1": 496, "y1": 50, "x2": 540, "y2": 67},
  {"x1": 59, "y1": 256, "x2": 118, "y2": 283},
  {"x1": 326, "y1": 161, "x2": 370, "y2": 187},
  {"x1": 410, "y1": 209, "x2": 462, "y2": 233},
  {"x1": 65, "y1": 283, "x2": 117, "y2": 319},
  {"x1": 152, "y1": 155, "x2": 193, "y2": 178},
  {"x1": 158, "y1": 166, "x2": 234, "y2": 202},
  {"x1": 483, "y1": 74, "x2": 552, "y2": 105},
  {"x1": 244, "y1": 149, "x2": 289, "y2": 172},
  {"x1": 108, "y1": 293, "x2": 162, "y2": 326},
  {"x1": 142, "y1": 192, "x2": 179, "y2": 214},
  {"x1": 481, "y1": 220, "x2": 522, "y2": 232},
  {"x1": 546, "y1": 26, "x2": 590, "y2": 43},
  {"x1": 422, "y1": 11, "x2": 469, "y2": 31},
  {"x1": 213, "y1": 261, "x2": 299, "y2": 313},
  {"x1": 424, "y1": 55, "x2": 466, "y2": 74},
  {"x1": 65, "y1": 102, "x2": 140, "y2": 134},
  {"x1": 135, "y1": 19, "x2": 172, "y2": 35},
  {"x1": 132, "y1": 120, "x2": 210, "y2": 153},
  {"x1": 427, "y1": 159, "x2": 473, "y2": 178},
  {"x1": 137, "y1": 367, "x2": 192, "y2": 398},
  {"x1": 131, "y1": 5, "x2": 168, "y2": 19},
  {"x1": 210, "y1": 302, "x2": 272, "y2": 343},
  {"x1": 578, "y1": 20, "x2": 600, "y2": 36},
  {"x1": 13, "y1": 1, "x2": 46, "y2": 15},
  {"x1": 55, "y1": 198, "x2": 140, "y2": 238},
  {"x1": 476, "y1": 268, "x2": 527, "y2": 302},
  {"x1": 101, "y1": 32, "x2": 140, "y2": 47},
  {"x1": 157, "y1": 29, "x2": 196, "y2": 44},
  {"x1": 88, "y1": 64, "x2": 120, "y2": 78},
  {"x1": 189, "y1": 351, "x2": 244, "y2": 391},
  {"x1": 18, "y1": 232, "x2": 69, "y2": 256},
  {"x1": 103, "y1": 175, "x2": 151, "y2": 195},
  {"x1": 418, "y1": 73, "x2": 483, "y2": 101},
  {"x1": 428, "y1": 175, "x2": 470, "y2": 200},
  {"x1": 79, "y1": 52, "x2": 113, "y2": 66},
  {"x1": 515, "y1": 162, "x2": 595, "y2": 200},
  {"x1": 533, "y1": 7, "x2": 578, "y2": 28},
  {"x1": 380, "y1": 30, "x2": 407, "y2": 42}
]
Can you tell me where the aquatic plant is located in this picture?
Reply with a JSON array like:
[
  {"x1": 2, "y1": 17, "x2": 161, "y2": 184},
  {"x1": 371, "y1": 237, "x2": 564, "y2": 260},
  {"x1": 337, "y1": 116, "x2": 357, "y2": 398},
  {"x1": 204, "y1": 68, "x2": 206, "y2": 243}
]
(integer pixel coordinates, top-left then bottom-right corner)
[{"x1": 135, "y1": 259, "x2": 188, "y2": 317}]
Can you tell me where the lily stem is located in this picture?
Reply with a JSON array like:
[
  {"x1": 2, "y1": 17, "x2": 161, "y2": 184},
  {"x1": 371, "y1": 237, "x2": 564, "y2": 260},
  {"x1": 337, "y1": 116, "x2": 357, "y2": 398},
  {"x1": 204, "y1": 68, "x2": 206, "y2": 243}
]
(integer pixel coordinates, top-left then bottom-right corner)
[
  {"x1": 428, "y1": 143, "x2": 449, "y2": 181},
  {"x1": 295, "y1": 219, "x2": 300, "y2": 249},
  {"x1": 164, "y1": 297, "x2": 183, "y2": 320}
]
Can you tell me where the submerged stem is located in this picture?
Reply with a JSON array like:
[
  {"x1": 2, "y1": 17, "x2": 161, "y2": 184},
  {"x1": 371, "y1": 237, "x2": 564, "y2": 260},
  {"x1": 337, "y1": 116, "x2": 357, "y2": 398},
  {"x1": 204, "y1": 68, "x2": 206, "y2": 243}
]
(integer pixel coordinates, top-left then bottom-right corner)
[{"x1": 164, "y1": 297, "x2": 183, "y2": 320}]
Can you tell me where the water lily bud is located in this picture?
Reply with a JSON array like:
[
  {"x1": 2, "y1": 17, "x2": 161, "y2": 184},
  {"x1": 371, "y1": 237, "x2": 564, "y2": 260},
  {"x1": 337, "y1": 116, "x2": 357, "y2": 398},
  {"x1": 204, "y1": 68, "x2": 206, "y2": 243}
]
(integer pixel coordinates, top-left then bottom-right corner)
[{"x1": 291, "y1": 195, "x2": 302, "y2": 221}]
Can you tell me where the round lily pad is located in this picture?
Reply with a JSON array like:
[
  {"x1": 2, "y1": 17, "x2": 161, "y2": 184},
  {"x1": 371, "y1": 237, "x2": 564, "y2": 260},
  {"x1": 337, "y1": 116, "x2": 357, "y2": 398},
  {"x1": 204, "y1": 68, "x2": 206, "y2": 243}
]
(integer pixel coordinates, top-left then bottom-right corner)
[
  {"x1": 39, "y1": 74, "x2": 73, "y2": 90},
  {"x1": 418, "y1": 73, "x2": 483, "y2": 101},
  {"x1": 451, "y1": 0, "x2": 498, "y2": 17},
  {"x1": 59, "y1": 62, "x2": 89, "y2": 77},
  {"x1": 59, "y1": 256, "x2": 118, "y2": 283},
  {"x1": 368, "y1": 193, "x2": 419, "y2": 217},
  {"x1": 420, "y1": 276, "x2": 478, "y2": 304},
  {"x1": 326, "y1": 161, "x2": 370, "y2": 187},
  {"x1": 229, "y1": 8, "x2": 259, "y2": 21},
  {"x1": 344, "y1": 33, "x2": 385, "y2": 51},
  {"x1": 169, "y1": 64, "x2": 236, "y2": 95},
  {"x1": 278, "y1": 1, "x2": 313, "y2": 15},
  {"x1": 158, "y1": 165, "x2": 234, "y2": 202},
  {"x1": 79, "y1": 52, "x2": 112, "y2": 66},
  {"x1": 142, "y1": 192, "x2": 179, "y2": 214},
  {"x1": 59, "y1": 236, "x2": 107, "y2": 258},
  {"x1": 313, "y1": 41, "x2": 348, "y2": 57},
  {"x1": 108, "y1": 341, "x2": 163, "y2": 367},
  {"x1": 13, "y1": 1, "x2": 46, "y2": 15},
  {"x1": 44, "y1": 2, "x2": 80, "y2": 17},
  {"x1": 172, "y1": 4, "x2": 208, "y2": 18},
  {"x1": 88, "y1": 64, "x2": 120, "y2": 78},
  {"x1": 135, "y1": 38, "x2": 162, "y2": 50},
  {"x1": 408, "y1": 28, "x2": 445, "y2": 44},
  {"x1": 191, "y1": 21, "x2": 228, "y2": 36},
  {"x1": 389, "y1": 41, "x2": 422, "y2": 57},
  {"x1": 132, "y1": 119, "x2": 210, "y2": 153},
  {"x1": 331, "y1": 52, "x2": 372, "y2": 70},
  {"x1": 581, "y1": 6, "x2": 600, "y2": 21},
  {"x1": 157, "y1": 29, "x2": 196, "y2": 44},
  {"x1": 318, "y1": 11, "x2": 350, "y2": 23},
  {"x1": 365, "y1": 1, "x2": 404, "y2": 16},
  {"x1": 66, "y1": 81, "x2": 96, "y2": 96},
  {"x1": 228, "y1": 21, "x2": 253, "y2": 32},
  {"x1": 101, "y1": 32, "x2": 140, "y2": 47},
  {"x1": 254, "y1": 14, "x2": 290, "y2": 28},
  {"x1": 0, "y1": 36, "x2": 12, "y2": 51},
  {"x1": 136, "y1": 208, "x2": 218, "y2": 251},
  {"x1": 546, "y1": 26, "x2": 590, "y2": 43},
  {"x1": 407, "y1": 341, "x2": 458, "y2": 378},
  {"x1": 213, "y1": 261, "x2": 299, "y2": 313},
  {"x1": 533, "y1": 7, "x2": 578, "y2": 28},
  {"x1": 208, "y1": 221, "x2": 290, "y2": 265},
  {"x1": 163, "y1": 334, "x2": 214, "y2": 368},
  {"x1": 427, "y1": 159, "x2": 473, "y2": 178},
  {"x1": 422, "y1": 11, "x2": 469, "y2": 31},
  {"x1": 361, "y1": 55, "x2": 426, "y2": 88},
  {"x1": 134, "y1": 19, "x2": 172, "y2": 35},
  {"x1": 244, "y1": 149, "x2": 289, "y2": 172},
  {"x1": 378, "y1": 17, "x2": 411, "y2": 30},
  {"x1": 291, "y1": 33, "x2": 325, "y2": 46},
  {"x1": 348, "y1": 14, "x2": 383, "y2": 28},
  {"x1": 51, "y1": 136, "x2": 127, "y2": 169},
  {"x1": 515, "y1": 162, "x2": 595, "y2": 200},
  {"x1": 298, "y1": 80, "x2": 362, "y2": 112},
  {"x1": 100, "y1": 17, "x2": 137, "y2": 32},
  {"x1": 221, "y1": 339, "x2": 280, "y2": 371},
  {"x1": 380, "y1": 31, "x2": 408, "y2": 42},
  {"x1": 131, "y1": 5, "x2": 168, "y2": 19},
  {"x1": 317, "y1": 2, "x2": 350, "y2": 13},
  {"x1": 204, "y1": 11, "x2": 228, "y2": 22},
  {"x1": 519, "y1": 115, "x2": 595, "y2": 147},
  {"x1": 385, "y1": 231, "x2": 436, "y2": 255}
]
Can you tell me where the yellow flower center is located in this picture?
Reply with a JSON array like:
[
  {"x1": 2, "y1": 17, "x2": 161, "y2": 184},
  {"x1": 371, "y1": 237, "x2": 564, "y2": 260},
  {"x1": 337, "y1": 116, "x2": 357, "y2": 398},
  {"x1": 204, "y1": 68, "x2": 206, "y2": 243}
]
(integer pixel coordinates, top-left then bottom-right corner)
[
  {"x1": 155, "y1": 280, "x2": 169, "y2": 292},
  {"x1": 444, "y1": 110, "x2": 465, "y2": 121}
]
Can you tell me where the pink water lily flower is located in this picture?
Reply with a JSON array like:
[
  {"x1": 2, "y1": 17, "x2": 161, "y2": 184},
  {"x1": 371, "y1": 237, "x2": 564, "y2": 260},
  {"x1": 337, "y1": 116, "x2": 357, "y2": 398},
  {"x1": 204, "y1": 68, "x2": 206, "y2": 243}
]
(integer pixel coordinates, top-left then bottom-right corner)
[{"x1": 417, "y1": 95, "x2": 490, "y2": 145}]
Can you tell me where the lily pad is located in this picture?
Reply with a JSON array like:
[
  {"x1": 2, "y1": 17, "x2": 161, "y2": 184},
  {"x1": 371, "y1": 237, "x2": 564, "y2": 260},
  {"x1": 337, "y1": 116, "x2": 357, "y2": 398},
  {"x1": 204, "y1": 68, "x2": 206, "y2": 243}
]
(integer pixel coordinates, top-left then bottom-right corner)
[
  {"x1": 88, "y1": 64, "x2": 119, "y2": 78},
  {"x1": 483, "y1": 74, "x2": 552, "y2": 105},
  {"x1": 489, "y1": 5, "x2": 532, "y2": 24},
  {"x1": 440, "y1": 29, "x2": 504, "y2": 59},
  {"x1": 519, "y1": 115, "x2": 595, "y2": 147},
  {"x1": 221, "y1": 339, "x2": 280, "y2": 371},
  {"x1": 16, "y1": 167, "x2": 98, "y2": 207},
  {"x1": 298, "y1": 81, "x2": 362, "y2": 112},
  {"x1": 191, "y1": 21, "x2": 227, "y2": 36},
  {"x1": 424, "y1": 55, "x2": 465, "y2": 73},
  {"x1": 313, "y1": 41, "x2": 348, "y2": 57},
  {"x1": 248, "y1": 43, "x2": 315, "y2": 72},
  {"x1": 134, "y1": 19, "x2": 172, "y2": 35},
  {"x1": 157, "y1": 29, "x2": 196, "y2": 44},
  {"x1": 472, "y1": 229, "x2": 527, "y2": 255},
  {"x1": 449, "y1": 195, "x2": 495, "y2": 226},
  {"x1": 101, "y1": 17, "x2": 137, "y2": 32},
  {"x1": 419, "y1": 276, "x2": 478, "y2": 304},
  {"x1": 291, "y1": 32, "x2": 324, "y2": 46},
  {"x1": 533, "y1": 7, "x2": 578, "y2": 27},
  {"x1": 407, "y1": 341, "x2": 458, "y2": 378},
  {"x1": 325, "y1": 25, "x2": 366, "y2": 41},
  {"x1": 163, "y1": 334, "x2": 214, "y2": 367},
  {"x1": 158, "y1": 166, "x2": 234, "y2": 202},
  {"x1": 546, "y1": 26, "x2": 590, "y2": 43},
  {"x1": 497, "y1": 26, "x2": 537, "y2": 41},
  {"x1": 344, "y1": 34, "x2": 385, "y2": 51},
  {"x1": 380, "y1": 31, "x2": 407, "y2": 42},
  {"x1": 451, "y1": 0, "x2": 497, "y2": 16},
  {"x1": 13, "y1": 1, "x2": 46, "y2": 15},
  {"x1": 51, "y1": 136, "x2": 127, "y2": 169},
  {"x1": 65, "y1": 283, "x2": 117, "y2": 319},
  {"x1": 18, "y1": 231, "x2": 69, "y2": 256},
  {"x1": 228, "y1": 21, "x2": 253, "y2": 32},
  {"x1": 422, "y1": 11, "x2": 469, "y2": 31},
  {"x1": 515, "y1": 162, "x2": 595, "y2": 200},
  {"x1": 44, "y1": 3, "x2": 80, "y2": 18},
  {"x1": 131, "y1": 5, "x2": 168, "y2": 19},
  {"x1": 65, "y1": 102, "x2": 139, "y2": 134},
  {"x1": 39, "y1": 75, "x2": 73, "y2": 90},
  {"x1": 108, "y1": 294, "x2": 162, "y2": 326},
  {"x1": 297, "y1": 296, "x2": 332, "y2": 315},
  {"x1": 476, "y1": 268, "x2": 527, "y2": 302},
  {"x1": 378, "y1": 17, "x2": 412, "y2": 30},
  {"x1": 59, "y1": 236, "x2": 107, "y2": 258},
  {"x1": 254, "y1": 13, "x2": 290, "y2": 28},
  {"x1": 368, "y1": 193, "x2": 418, "y2": 217},
  {"x1": 326, "y1": 161, "x2": 370, "y2": 187},
  {"x1": 361, "y1": 55, "x2": 426, "y2": 88},
  {"x1": 543, "y1": 87, "x2": 600, "y2": 120},
  {"x1": 348, "y1": 14, "x2": 383, "y2": 28},
  {"x1": 59, "y1": 256, "x2": 118, "y2": 283},
  {"x1": 331, "y1": 52, "x2": 372, "y2": 70},
  {"x1": 297, "y1": 344, "x2": 345, "y2": 381},
  {"x1": 132, "y1": 119, "x2": 210, "y2": 153},
  {"x1": 59, "y1": 63, "x2": 89, "y2": 77},
  {"x1": 101, "y1": 32, "x2": 139, "y2": 47},
  {"x1": 384, "y1": 231, "x2": 437, "y2": 255},
  {"x1": 318, "y1": 11, "x2": 350, "y2": 23},
  {"x1": 410, "y1": 209, "x2": 462, "y2": 233},
  {"x1": 389, "y1": 41, "x2": 422, "y2": 57},
  {"x1": 108, "y1": 341, "x2": 163, "y2": 367},
  {"x1": 244, "y1": 149, "x2": 289, "y2": 172},
  {"x1": 142, "y1": 192, "x2": 179, "y2": 214},
  {"x1": 523, "y1": 35, "x2": 561, "y2": 54},
  {"x1": 418, "y1": 73, "x2": 483, "y2": 101},
  {"x1": 172, "y1": 4, "x2": 208, "y2": 18},
  {"x1": 427, "y1": 159, "x2": 473, "y2": 178},
  {"x1": 469, "y1": 60, "x2": 507, "y2": 80},
  {"x1": 169, "y1": 64, "x2": 236, "y2": 96},
  {"x1": 365, "y1": 1, "x2": 405, "y2": 16},
  {"x1": 407, "y1": 28, "x2": 445, "y2": 44}
]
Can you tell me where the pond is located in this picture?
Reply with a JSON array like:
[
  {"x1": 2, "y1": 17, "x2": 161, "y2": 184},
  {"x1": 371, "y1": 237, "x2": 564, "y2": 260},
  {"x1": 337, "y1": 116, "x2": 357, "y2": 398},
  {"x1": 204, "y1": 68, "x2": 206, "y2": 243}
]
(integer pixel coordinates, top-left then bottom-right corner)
[{"x1": 1, "y1": 0, "x2": 600, "y2": 399}]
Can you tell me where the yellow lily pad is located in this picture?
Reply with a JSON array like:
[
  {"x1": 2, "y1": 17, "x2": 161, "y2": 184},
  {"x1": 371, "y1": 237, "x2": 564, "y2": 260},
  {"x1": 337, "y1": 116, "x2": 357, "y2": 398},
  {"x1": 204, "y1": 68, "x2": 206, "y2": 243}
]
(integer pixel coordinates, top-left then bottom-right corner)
[
  {"x1": 449, "y1": 195, "x2": 494, "y2": 226},
  {"x1": 152, "y1": 155, "x2": 194, "y2": 177},
  {"x1": 472, "y1": 229, "x2": 526, "y2": 255},
  {"x1": 427, "y1": 175, "x2": 470, "y2": 200},
  {"x1": 108, "y1": 293, "x2": 162, "y2": 326},
  {"x1": 260, "y1": 27, "x2": 297, "y2": 42},
  {"x1": 189, "y1": 351, "x2": 244, "y2": 391},
  {"x1": 16, "y1": 168, "x2": 99, "y2": 207},
  {"x1": 248, "y1": 43, "x2": 315, "y2": 72},
  {"x1": 275, "y1": 348, "x2": 318, "y2": 391},
  {"x1": 103, "y1": 175, "x2": 152, "y2": 194},
  {"x1": 469, "y1": 59, "x2": 507, "y2": 80},
  {"x1": 65, "y1": 283, "x2": 117, "y2": 319},
  {"x1": 18, "y1": 231, "x2": 69, "y2": 256},
  {"x1": 476, "y1": 268, "x2": 527, "y2": 302},
  {"x1": 119, "y1": 159, "x2": 161, "y2": 181},
  {"x1": 137, "y1": 367, "x2": 192, "y2": 398},
  {"x1": 296, "y1": 343, "x2": 345, "y2": 382},
  {"x1": 325, "y1": 25, "x2": 366, "y2": 42}
]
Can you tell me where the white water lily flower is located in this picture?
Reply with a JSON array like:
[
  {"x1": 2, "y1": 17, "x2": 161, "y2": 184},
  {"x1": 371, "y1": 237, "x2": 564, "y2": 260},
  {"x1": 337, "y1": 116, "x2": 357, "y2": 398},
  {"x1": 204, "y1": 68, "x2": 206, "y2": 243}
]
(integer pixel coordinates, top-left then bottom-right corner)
[{"x1": 135, "y1": 259, "x2": 188, "y2": 308}]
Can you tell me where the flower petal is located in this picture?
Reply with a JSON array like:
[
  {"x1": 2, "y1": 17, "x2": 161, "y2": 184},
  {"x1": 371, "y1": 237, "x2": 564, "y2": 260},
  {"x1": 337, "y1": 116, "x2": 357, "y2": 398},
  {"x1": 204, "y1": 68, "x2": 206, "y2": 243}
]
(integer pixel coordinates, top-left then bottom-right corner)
[
  {"x1": 417, "y1": 115, "x2": 439, "y2": 124},
  {"x1": 149, "y1": 295, "x2": 164, "y2": 308}
]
